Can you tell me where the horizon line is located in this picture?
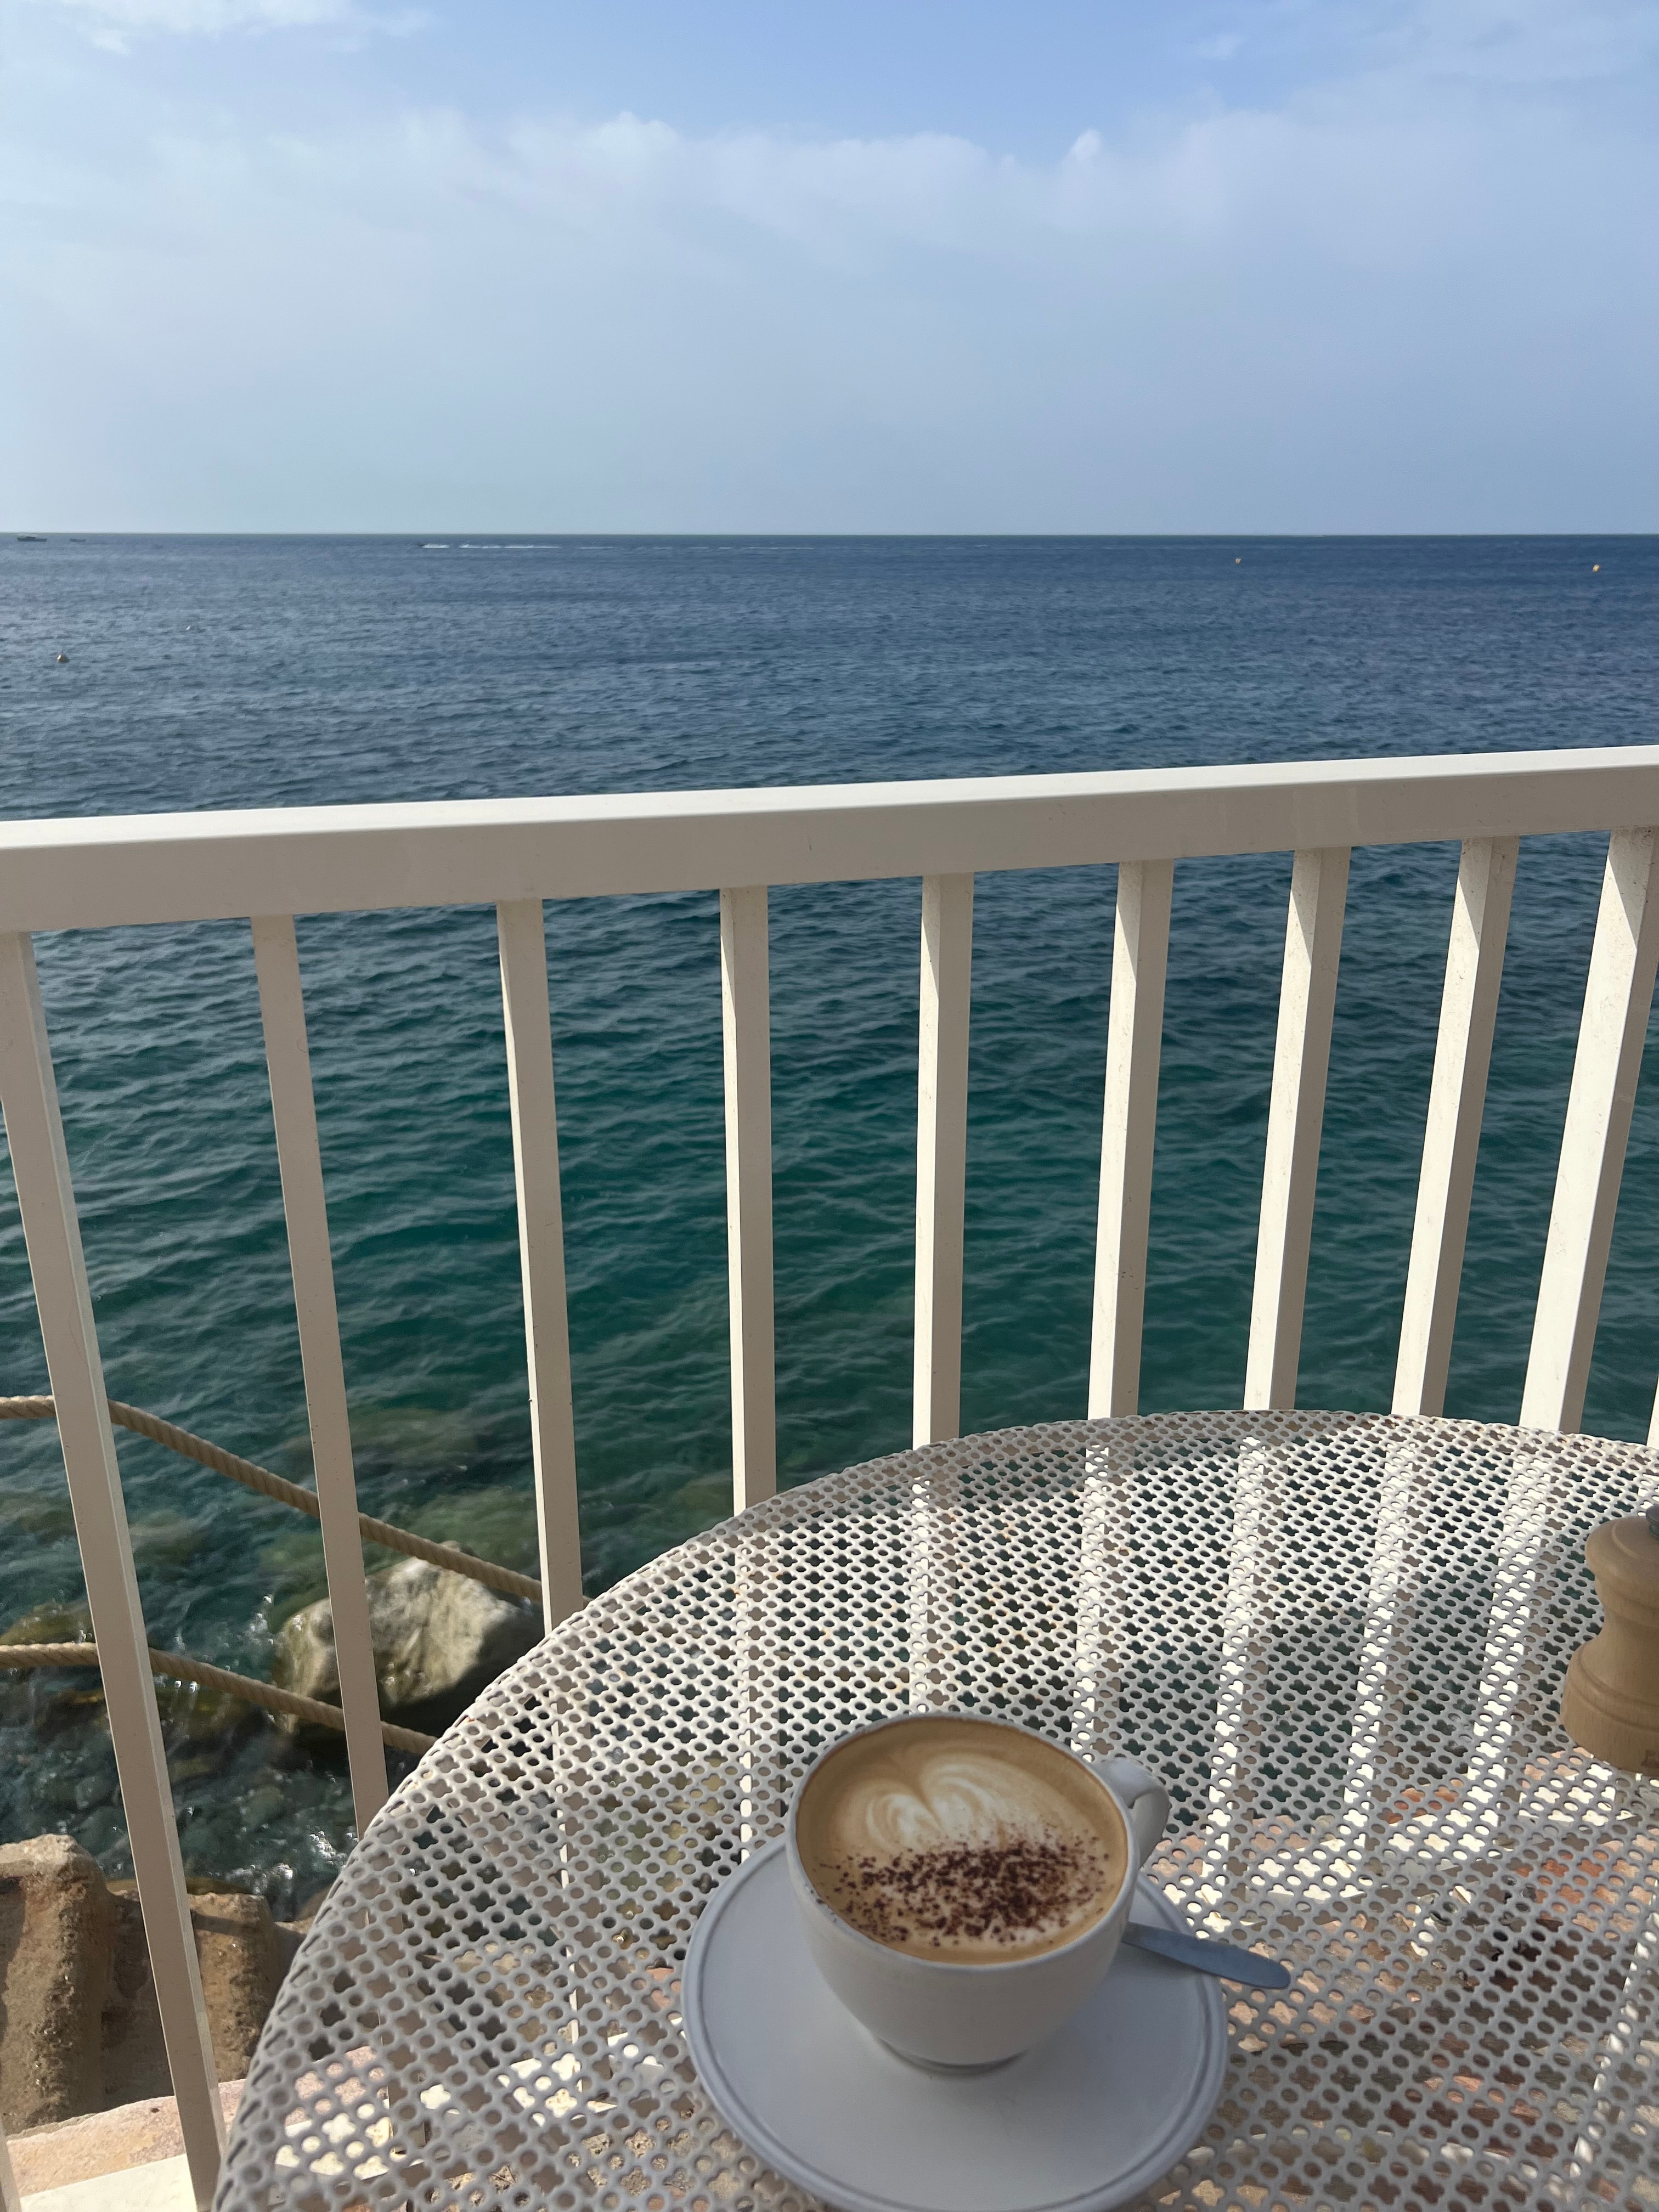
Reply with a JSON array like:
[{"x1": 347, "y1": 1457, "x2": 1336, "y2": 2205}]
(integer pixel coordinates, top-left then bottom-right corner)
[{"x1": 6, "y1": 529, "x2": 1656, "y2": 543}]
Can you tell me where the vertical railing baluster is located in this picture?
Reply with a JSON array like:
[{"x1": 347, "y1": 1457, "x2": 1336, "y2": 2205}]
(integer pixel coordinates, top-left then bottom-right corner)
[
  {"x1": 1079, "y1": 861, "x2": 1172, "y2": 1771},
  {"x1": 1244, "y1": 847, "x2": 1351, "y2": 1410},
  {"x1": 1089, "y1": 859, "x2": 1173, "y2": 1419},
  {"x1": 0, "y1": 933, "x2": 225, "y2": 2212},
  {"x1": 719, "y1": 887, "x2": 776, "y2": 1511},
  {"x1": 250, "y1": 916, "x2": 388, "y2": 1829},
  {"x1": 913, "y1": 874, "x2": 973, "y2": 1447},
  {"x1": 1521, "y1": 827, "x2": 1659, "y2": 1432},
  {"x1": 1394, "y1": 838, "x2": 1519, "y2": 1417},
  {"x1": 497, "y1": 900, "x2": 584, "y2": 1629}
]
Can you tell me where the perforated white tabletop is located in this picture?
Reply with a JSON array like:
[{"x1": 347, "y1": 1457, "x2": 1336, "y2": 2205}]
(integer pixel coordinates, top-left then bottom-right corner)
[{"x1": 216, "y1": 1411, "x2": 1659, "y2": 2212}]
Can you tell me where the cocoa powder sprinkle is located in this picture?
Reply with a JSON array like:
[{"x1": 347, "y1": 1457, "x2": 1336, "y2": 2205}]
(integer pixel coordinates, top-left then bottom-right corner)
[{"x1": 827, "y1": 1832, "x2": 1106, "y2": 1950}]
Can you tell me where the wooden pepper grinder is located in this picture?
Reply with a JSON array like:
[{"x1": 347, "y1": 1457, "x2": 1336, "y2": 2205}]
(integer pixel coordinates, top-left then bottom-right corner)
[{"x1": 1560, "y1": 1502, "x2": 1659, "y2": 1775}]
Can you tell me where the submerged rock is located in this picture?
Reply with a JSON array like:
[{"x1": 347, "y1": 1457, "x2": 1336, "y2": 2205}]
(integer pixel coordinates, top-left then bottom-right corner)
[
  {"x1": 1, "y1": 1600, "x2": 94, "y2": 1649},
  {"x1": 1, "y1": 1603, "x2": 104, "y2": 1744},
  {"x1": 1, "y1": 1599, "x2": 252, "y2": 1749},
  {"x1": 272, "y1": 1550, "x2": 539, "y2": 1737},
  {"x1": 152, "y1": 1674, "x2": 255, "y2": 1748}
]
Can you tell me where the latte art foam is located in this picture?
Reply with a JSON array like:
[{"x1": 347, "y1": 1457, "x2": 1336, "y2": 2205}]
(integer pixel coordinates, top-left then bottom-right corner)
[
  {"x1": 830, "y1": 1748, "x2": 1080, "y2": 1858},
  {"x1": 795, "y1": 1718, "x2": 1127, "y2": 1961}
]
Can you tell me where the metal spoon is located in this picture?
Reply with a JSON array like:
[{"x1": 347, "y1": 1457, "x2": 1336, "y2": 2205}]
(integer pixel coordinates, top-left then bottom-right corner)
[{"x1": 1123, "y1": 1922, "x2": 1291, "y2": 1989}]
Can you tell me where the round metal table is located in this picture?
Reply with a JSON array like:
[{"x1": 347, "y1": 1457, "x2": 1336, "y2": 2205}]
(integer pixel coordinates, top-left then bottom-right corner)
[{"x1": 216, "y1": 1412, "x2": 1659, "y2": 2212}]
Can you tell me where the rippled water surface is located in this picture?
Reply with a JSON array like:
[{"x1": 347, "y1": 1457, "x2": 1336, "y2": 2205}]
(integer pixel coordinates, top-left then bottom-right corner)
[{"x1": 2, "y1": 534, "x2": 1656, "y2": 1909}]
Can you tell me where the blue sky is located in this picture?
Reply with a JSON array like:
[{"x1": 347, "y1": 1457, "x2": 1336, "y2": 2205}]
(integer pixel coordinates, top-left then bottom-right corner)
[{"x1": 4, "y1": 1, "x2": 1657, "y2": 530}]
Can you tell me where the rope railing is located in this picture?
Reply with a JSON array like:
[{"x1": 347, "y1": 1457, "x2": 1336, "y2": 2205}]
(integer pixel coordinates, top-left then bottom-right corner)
[
  {"x1": 0, "y1": 1641, "x2": 436, "y2": 1754},
  {"x1": 0, "y1": 1395, "x2": 543, "y2": 1602},
  {"x1": 0, "y1": 1393, "x2": 543, "y2": 1762}
]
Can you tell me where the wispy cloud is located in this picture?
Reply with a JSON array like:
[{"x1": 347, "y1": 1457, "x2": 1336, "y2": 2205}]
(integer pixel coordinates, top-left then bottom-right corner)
[
  {"x1": 1392, "y1": 0, "x2": 1659, "y2": 80},
  {"x1": 3, "y1": 0, "x2": 1655, "y2": 527},
  {"x1": 32, "y1": 0, "x2": 413, "y2": 40}
]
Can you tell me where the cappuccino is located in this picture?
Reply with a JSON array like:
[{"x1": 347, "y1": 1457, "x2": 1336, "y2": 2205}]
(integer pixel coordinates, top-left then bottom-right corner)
[{"x1": 794, "y1": 1716, "x2": 1127, "y2": 1963}]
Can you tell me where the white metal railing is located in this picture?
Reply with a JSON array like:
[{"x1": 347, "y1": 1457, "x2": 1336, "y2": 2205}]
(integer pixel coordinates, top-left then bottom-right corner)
[{"x1": 4, "y1": 743, "x2": 1659, "y2": 2207}]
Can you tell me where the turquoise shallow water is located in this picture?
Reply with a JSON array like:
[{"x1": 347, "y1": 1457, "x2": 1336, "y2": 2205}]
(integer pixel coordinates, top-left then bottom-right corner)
[{"x1": 2, "y1": 534, "x2": 1657, "y2": 1911}]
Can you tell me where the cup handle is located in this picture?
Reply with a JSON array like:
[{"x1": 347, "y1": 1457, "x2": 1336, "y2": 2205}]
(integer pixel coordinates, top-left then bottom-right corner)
[{"x1": 1091, "y1": 1754, "x2": 1171, "y2": 1865}]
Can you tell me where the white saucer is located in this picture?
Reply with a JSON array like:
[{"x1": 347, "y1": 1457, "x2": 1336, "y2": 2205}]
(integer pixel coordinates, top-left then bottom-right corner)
[{"x1": 681, "y1": 1839, "x2": 1227, "y2": 2212}]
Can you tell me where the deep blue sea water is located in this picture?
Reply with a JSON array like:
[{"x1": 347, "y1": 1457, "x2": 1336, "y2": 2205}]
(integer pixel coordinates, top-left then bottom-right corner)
[{"x1": 2, "y1": 534, "x2": 1657, "y2": 1912}]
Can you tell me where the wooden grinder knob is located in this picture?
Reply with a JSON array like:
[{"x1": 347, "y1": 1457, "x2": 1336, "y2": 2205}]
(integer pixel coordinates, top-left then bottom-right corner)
[{"x1": 1560, "y1": 1504, "x2": 1659, "y2": 1775}]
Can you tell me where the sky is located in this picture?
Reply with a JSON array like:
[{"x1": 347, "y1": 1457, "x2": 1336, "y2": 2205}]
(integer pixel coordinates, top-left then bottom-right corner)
[{"x1": 3, "y1": 0, "x2": 1657, "y2": 532}]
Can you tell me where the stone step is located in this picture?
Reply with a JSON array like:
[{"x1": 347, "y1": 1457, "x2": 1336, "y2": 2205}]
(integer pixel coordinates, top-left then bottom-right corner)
[
  {"x1": 9, "y1": 2080, "x2": 242, "y2": 2205},
  {"x1": 1, "y1": 1834, "x2": 306, "y2": 2139},
  {"x1": 24, "y1": 2151, "x2": 192, "y2": 2211}
]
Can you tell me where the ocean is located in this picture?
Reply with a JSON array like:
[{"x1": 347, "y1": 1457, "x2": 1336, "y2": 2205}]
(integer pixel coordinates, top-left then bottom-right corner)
[{"x1": 2, "y1": 533, "x2": 1656, "y2": 1912}]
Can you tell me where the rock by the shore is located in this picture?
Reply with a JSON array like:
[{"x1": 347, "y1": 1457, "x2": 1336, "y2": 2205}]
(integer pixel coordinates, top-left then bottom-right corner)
[
  {"x1": 105, "y1": 1880, "x2": 292, "y2": 2098},
  {"x1": 0, "y1": 1837, "x2": 308, "y2": 2130},
  {"x1": 272, "y1": 1551, "x2": 539, "y2": 1736},
  {"x1": 0, "y1": 1835, "x2": 111, "y2": 2129}
]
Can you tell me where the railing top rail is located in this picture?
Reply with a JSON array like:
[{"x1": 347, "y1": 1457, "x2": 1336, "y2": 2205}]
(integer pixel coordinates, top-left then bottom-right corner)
[{"x1": 4, "y1": 745, "x2": 1658, "y2": 932}]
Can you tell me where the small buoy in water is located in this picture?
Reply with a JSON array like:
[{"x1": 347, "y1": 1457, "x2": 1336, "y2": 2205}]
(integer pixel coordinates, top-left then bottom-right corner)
[
  {"x1": 54, "y1": 652, "x2": 68, "y2": 663},
  {"x1": 1593, "y1": 563, "x2": 1601, "y2": 573},
  {"x1": 1235, "y1": 556, "x2": 1242, "y2": 565}
]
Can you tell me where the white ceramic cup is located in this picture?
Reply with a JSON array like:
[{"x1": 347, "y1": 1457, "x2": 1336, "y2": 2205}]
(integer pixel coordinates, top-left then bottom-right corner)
[{"x1": 785, "y1": 1711, "x2": 1170, "y2": 2071}]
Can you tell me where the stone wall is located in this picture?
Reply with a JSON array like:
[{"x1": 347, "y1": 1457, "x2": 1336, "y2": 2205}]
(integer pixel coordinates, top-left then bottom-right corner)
[{"x1": 0, "y1": 1836, "x2": 309, "y2": 2131}]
